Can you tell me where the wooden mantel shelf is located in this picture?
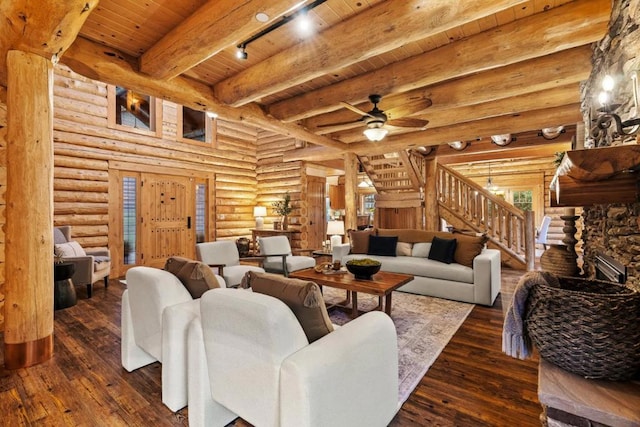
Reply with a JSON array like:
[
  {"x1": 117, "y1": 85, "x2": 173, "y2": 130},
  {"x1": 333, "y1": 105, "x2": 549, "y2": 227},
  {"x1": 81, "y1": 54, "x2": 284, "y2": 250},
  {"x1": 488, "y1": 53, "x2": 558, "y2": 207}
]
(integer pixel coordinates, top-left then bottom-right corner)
[
  {"x1": 556, "y1": 145, "x2": 640, "y2": 181},
  {"x1": 550, "y1": 145, "x2": 640, "y2": 207}
]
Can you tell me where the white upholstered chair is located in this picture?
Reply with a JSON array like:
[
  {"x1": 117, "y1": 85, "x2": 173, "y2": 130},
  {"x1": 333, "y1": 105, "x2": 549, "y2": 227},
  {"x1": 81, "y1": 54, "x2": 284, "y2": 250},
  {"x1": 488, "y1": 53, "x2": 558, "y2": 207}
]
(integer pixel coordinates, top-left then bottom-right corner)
[
  {"x1": 258, "y1": 235, "x2": 315, "y2": 276},
  {"x1": 54, "y1": 226, "x2": 111, "y2": 298},
  {"x1": 121, "y1": 266, "x2": 226, "y2": 412},
  {"x1": 195, "y1": 240, "x2": 264, "y2": 287},
  {"x1": 187, "y1": 288, "x2": 399, "y2": 427}
]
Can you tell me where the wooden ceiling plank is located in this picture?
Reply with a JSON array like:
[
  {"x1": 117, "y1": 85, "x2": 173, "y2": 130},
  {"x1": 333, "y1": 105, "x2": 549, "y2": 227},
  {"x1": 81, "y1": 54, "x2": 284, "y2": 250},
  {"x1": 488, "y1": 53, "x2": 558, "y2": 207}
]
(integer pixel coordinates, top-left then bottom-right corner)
[
  {"x1": 61, "y1": 37, "x2": 347, "y2": 151},
  {"x1": 213, "y1": 0, "x2": 528, "y2": 107},
  {"x1": 140, "y1": 0, "x2": 303, "y2": 80},
  {"x1": 284, "y1": 104, "x2": 582, "y2": 162},
  {"x1": 268, "y1": 0, "x2": 609, "y2": 122},
  {"x1": 0, "y1": 0, "x2": 99, "y2": 85}
]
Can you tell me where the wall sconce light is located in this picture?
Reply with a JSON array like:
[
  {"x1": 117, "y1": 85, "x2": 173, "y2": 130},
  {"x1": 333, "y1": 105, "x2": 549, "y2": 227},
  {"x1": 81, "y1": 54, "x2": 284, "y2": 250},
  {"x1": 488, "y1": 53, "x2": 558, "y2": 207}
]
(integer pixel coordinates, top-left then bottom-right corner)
[
  {"x1": 589, "y1": 73, "x2": 640, "y2": 146},
  {"x1": 490, "y1": 134, "x2": 514, "y2": 146},
  {"x1": 206, "y1": 111, "x2": 218, "y2": 119},
  {"x1": 253, "y1": 206, "x2": 267, "y2": 229},
  {"x1": 539, "y1": 126, "x2": 565, "y2": 140}
]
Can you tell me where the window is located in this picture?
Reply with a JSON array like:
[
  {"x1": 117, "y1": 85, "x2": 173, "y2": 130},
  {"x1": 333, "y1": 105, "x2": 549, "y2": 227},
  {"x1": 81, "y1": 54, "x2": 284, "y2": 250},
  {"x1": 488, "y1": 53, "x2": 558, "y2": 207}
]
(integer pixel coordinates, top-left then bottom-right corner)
[
  {"x1": 513, "y1": 190, "x2": 533, "y2": 211},
  {"x1": 195, "y1": 183, "x2": 207, "y2": 243},
  {"x1": 123, "y1": 177, "x2": 138, "y2": 265},
  {"x1": 178, "y1": 106, "x2": 216, "y2": 145},
  {"x1": 108, "y1": 85, "x2": 162, "y2": 137}
]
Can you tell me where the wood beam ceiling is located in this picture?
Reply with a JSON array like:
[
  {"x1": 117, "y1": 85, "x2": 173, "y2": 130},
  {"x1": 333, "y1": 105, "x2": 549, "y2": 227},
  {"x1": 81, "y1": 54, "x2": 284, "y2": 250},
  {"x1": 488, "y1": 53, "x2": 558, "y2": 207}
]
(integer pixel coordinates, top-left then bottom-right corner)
[
  {"x1": 60, "y1": 37, "x2": 349, "y2": 151},
  {"x1": 212, "y1": 0, "x2": 528, "y2": 107},
  {"x1": 140, "y1": 1, "x2": 303, "y2": 80},
  {"x1": 268, "y1": 0, "x2": 610, "y2": 122}
]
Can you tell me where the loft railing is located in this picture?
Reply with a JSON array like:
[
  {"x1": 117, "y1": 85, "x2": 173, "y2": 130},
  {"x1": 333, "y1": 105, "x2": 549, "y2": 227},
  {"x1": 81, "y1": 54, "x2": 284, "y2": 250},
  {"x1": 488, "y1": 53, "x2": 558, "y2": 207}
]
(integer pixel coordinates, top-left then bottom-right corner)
[{"x1": 436, "y1": 163, "x2": 535, "y2": 269}]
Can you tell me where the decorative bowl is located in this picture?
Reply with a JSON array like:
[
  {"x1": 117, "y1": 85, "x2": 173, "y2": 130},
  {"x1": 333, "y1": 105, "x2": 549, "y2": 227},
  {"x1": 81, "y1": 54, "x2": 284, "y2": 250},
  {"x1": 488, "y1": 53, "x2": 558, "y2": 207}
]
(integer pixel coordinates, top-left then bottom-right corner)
[{"x1": 345, "y1": 259, "x2": 381, "y2": 280}]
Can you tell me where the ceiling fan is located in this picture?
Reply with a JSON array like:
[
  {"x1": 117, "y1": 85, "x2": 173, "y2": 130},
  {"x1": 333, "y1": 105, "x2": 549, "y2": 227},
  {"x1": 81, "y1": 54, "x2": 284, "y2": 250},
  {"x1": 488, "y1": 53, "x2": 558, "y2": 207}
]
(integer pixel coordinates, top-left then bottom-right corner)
[{"x1": 318, "y1": 94, "x2": 430, "y2": 141}]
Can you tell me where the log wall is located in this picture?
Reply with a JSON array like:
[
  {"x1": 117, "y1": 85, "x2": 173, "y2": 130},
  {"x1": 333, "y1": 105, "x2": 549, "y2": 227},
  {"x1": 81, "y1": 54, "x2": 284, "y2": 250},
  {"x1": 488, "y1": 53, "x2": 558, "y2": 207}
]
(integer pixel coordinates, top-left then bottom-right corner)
[
  {"x1": 255, "y1": 131, "x2": 309, "y2": 250},
  {"x1": 0, "y1": 65, "x2": 259, "y2": 331}
]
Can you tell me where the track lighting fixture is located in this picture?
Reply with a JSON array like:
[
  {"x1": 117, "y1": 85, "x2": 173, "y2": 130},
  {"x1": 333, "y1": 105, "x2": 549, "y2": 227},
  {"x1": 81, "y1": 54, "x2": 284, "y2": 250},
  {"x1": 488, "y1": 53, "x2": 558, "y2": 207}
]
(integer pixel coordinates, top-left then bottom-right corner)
[
  {"x1": 236, "y1": 45, "x2": 248, "y2": 60},
  {"x1": 539, "y1": 126, "x2": 565, "y2": 140}
]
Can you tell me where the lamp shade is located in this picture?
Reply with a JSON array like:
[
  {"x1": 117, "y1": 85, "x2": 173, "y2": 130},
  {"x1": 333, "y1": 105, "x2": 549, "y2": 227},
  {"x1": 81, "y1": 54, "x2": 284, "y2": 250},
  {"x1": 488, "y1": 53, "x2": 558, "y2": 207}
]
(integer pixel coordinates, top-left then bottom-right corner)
[
  {"x1": 327, "y1": 220, "x2": 345, "y2": 236},
  {"x1": 253, "y1": 206, "x2": 267, "y2": 217}
]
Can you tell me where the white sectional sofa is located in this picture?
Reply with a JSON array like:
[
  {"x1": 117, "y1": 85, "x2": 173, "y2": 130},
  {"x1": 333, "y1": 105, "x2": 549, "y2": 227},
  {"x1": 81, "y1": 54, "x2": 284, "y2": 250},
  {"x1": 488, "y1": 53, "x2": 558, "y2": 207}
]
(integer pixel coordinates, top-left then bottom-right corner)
[{"x1": 333, "y1": 228, "x2": 501, "y2": 306}]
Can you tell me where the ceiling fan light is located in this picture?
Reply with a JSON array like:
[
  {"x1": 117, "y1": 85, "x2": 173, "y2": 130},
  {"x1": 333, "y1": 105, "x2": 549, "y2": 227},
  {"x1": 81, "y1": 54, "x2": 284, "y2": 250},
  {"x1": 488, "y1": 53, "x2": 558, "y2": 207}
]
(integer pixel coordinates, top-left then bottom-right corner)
[
  {"x1": 491, "y1": 134, "x2": 512, "y2": 146},
  {"x1": 364, "y1": 127, "x2": 388, "y2": 141}
]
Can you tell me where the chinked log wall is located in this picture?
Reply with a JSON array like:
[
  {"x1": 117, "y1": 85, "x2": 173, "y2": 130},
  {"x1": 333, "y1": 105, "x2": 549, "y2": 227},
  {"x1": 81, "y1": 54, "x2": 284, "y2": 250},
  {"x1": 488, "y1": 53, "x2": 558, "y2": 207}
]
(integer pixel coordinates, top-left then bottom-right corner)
[
  {"x1": 256, "y1": 131, "x2": 309, "y2": 250},
  {"x1": 0, "y1": 66, "x2": 260, "y2": 331}
]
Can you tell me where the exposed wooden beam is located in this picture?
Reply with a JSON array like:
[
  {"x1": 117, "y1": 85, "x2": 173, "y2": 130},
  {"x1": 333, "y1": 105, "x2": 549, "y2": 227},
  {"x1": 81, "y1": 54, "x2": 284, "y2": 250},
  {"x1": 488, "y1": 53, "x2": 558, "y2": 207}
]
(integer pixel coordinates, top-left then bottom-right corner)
[
  {"x1": 213, "y1": 0, "x2": 527, "y2": 107},
  {"x1": 0, "y1": 0, "x2": 98, "y2": 85},
  {"x1": 285, "y1": 104, "x2": 582, "y2": 162},
  {"x1": 269, "y1": 0, "x2": 610, "y2": 122},
  {"x1": 308, "y1": 47, "x2": 590, "y2": 137},
  {"x1": 140, "y1": 1, "x2": 302, "y2": 80},
  {"x1": 435, "y1": 129, "x2": 575, "y2": 164},
  {"x1": 60, "y1": 37, "x2": 348, "y2": 151}
]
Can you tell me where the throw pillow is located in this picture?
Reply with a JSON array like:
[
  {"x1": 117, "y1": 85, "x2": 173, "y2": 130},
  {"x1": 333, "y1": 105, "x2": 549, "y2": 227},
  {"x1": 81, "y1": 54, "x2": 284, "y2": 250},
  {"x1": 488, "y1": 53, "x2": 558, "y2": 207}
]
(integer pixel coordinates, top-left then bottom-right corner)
[
  {"x1": 453, "y1": 233, "x2": 489, "y2": 268},
  {"x1": 54, "y1": 241, "x2": 86, "y2": 257},
  {"x1": 428, "y1": 236, "x2": 457, "y2": 264},
  {"x1": 368, "y1": 235, "x2": 398, "y2": 257},
  {"x1": 349, "y1": 228, "x2": 376, "y2": 254},
  {"x1": 165, "y1": 256, "x2": 221, "y2": 299},
  {"x1": 412, "y1": 242, "x2": 432, "y2": 258},
  {"x1": 244, "y1": 271, "x2": 333, "y2": 343},
  {"x1": 396, "y1": 241, "x2": 413, "y2": 256}
]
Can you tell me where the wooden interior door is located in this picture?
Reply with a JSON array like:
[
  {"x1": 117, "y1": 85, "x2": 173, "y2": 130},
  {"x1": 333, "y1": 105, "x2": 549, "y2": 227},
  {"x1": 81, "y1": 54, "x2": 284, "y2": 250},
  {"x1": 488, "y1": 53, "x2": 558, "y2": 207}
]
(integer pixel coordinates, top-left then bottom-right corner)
[
  {"x1": 307, "y1": 176, "x2": 326, "y2": 249},
  {"x1": 140, "y1": 173, "x2": 195, "y2": 268}
]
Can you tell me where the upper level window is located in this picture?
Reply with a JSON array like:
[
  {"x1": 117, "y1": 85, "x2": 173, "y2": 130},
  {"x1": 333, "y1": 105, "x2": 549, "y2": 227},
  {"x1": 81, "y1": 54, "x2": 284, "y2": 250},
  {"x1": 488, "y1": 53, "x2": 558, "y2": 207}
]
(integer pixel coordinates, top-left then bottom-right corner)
[
  {"x1": 177, "y1": 106, "x2": 216, "y2": 145},
  {"x1": 107, "y1": 85, "x2": 162, "y2": 137}
]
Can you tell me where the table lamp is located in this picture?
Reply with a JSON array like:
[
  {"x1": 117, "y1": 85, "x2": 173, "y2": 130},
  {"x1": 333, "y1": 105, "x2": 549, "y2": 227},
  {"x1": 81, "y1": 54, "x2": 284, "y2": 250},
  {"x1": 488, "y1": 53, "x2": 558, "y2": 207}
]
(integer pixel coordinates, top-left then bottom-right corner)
[
  {"x1": 253, "y1": 206, "x2": 267, "y2": 229},
  {"x1": 327, "y1": 220, "x2": 345, "y2": 251}
]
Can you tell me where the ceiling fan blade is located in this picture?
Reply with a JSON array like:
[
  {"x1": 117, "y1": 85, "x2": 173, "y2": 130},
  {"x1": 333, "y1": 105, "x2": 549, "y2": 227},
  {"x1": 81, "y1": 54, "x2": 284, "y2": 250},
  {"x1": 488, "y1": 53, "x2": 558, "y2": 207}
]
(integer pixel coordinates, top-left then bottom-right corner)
[
  {"x1": 386, "y1": 118, "x2": 429, "y2": 129},
  {"x1": 385, "y1": 99, "x2": 433, "y2": 119},
  {"x1": 340, "y1": 101, "x2": 373, "y2": 118}
]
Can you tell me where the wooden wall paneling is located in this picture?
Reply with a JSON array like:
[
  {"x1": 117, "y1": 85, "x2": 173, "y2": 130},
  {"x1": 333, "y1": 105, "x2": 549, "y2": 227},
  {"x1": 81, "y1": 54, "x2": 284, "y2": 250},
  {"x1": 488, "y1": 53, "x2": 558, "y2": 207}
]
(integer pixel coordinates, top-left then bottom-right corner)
[{"x1": 0, "y1": 101, "x2": 6, "y2": 331}]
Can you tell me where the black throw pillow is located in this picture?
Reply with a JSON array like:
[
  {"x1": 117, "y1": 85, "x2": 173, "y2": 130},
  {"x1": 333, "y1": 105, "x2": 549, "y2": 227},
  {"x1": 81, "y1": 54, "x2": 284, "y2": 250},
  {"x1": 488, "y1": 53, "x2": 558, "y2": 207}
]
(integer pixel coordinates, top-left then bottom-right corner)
[
  {"x1": 367, "y1": 235, "x2": 398, "y2": 257},
  {"x1": 428, "y1": 236, "x2": 457, "y2": 264}
]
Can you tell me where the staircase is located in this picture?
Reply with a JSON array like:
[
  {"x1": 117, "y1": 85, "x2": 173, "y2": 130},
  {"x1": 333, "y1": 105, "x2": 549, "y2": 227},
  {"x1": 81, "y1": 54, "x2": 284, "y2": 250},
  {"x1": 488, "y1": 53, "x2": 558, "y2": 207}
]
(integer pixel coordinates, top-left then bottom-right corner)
[{"x1": 359, "y1": 151, "x2": 535, "y2": 269}]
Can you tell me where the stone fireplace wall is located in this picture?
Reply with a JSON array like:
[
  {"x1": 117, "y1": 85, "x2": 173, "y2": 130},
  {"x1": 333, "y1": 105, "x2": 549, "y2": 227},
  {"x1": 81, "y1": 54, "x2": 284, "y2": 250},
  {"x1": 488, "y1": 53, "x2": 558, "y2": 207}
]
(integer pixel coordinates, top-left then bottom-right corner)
[{"x1": 581, "y1": 0, "x2": 640, "y2": 292}]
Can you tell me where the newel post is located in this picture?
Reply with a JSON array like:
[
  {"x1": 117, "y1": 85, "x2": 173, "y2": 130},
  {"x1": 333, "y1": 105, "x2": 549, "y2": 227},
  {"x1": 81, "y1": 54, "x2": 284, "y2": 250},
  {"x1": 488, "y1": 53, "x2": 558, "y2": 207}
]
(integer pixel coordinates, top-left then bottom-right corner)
[
  {"x1": 524, "y1": 210, "x2": 536, "y2": 271},
  {"x1": 4, "y1": 50, "x2": 55, "y2": 368}
]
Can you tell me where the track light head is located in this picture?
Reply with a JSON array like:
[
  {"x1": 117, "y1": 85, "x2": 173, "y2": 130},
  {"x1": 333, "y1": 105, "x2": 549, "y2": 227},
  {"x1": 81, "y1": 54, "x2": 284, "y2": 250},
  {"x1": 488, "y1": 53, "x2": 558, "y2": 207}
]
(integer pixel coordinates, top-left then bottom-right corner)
[{"x1": 236, "y1": 45, "x2": 248, "y2": 60}]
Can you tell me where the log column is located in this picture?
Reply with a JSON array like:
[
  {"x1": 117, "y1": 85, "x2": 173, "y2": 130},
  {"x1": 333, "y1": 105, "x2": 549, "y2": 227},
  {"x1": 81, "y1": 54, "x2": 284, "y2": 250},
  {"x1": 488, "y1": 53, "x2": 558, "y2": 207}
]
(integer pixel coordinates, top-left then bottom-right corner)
[
  {"x1": 4, "y1": 50, "x2": 54, "y2": 369},
  {"x1": 424, "y1": 158, "x2": 439, "y2": 230},
  {"x1": 343, "y1": 153, "x2": 358, "y2": 232}
]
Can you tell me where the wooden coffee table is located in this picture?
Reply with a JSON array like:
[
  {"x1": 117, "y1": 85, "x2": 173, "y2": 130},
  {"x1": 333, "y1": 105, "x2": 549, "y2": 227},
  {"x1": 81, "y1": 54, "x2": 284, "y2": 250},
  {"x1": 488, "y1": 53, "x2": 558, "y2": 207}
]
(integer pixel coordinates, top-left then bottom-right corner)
[{"x1": 289, "y1": 268, "x2": 413, "y2": 318}]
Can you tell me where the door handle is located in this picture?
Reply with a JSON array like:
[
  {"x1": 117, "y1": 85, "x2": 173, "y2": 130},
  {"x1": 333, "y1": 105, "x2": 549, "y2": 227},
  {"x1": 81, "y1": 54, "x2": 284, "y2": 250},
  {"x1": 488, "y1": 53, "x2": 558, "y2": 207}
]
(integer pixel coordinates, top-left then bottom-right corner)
[
  {"x1": 187, "y1": 216, "x2": 192, "y2": 229},
  {"x1": 310, "y1": 221, "x2": 313, "y2": 225}
]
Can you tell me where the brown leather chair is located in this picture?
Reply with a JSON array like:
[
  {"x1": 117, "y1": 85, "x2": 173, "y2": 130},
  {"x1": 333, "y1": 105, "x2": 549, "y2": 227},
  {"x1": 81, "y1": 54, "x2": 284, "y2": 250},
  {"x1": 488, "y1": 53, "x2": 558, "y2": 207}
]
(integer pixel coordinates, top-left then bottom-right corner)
[{"x1": 54, "y1": 226, "x2": 111, "y2": 297}]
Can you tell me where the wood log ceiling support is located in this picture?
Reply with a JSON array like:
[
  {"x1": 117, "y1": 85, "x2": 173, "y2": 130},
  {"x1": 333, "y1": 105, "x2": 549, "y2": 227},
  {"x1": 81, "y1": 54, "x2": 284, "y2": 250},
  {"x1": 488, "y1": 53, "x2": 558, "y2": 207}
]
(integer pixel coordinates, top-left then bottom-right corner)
[
  {"x1": 60, "y1": 37, "x2": 348, "y2": 151},
  {"x1": 269, "y1": 0, "x2": 610, "y2": 122},
  {"x1": 286, "y1": 104, "x2": 582, "y2": 162},
  {"x1": 5, "y1": 50, "x2": 54, "y2": 369},
  {"x1": 0, "y1": 0, "x2": 98, "y2": 86},
  {"x1": 213, "y1": 0, "x2": 528, "y2": 107},
  {"x1": 307, "y1": 47, "x2": 590, "y2": 138},
  {"x1": 140, "y1": 0, "x2": 303, "y2": 80}
]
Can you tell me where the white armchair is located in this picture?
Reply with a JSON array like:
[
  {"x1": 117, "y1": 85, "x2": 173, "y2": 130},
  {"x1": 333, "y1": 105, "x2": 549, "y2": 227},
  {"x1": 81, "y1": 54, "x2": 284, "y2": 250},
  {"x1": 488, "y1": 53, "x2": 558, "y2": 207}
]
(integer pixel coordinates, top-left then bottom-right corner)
[
  {"x1": 196, "y1": 240, "x2": 264, "y2": 287},
  {"x1": 121, "y1": 266, "x2": 226, "y2": 412},
  {"x1": 54, "y1": 226, "x2": 110, "y2": 298},
  {"x1": 188, "y1": 288, "x2": 399, "y2": 427},
  {"x1": 258, "y1": 235, "x2": 315, "y2": 276}
]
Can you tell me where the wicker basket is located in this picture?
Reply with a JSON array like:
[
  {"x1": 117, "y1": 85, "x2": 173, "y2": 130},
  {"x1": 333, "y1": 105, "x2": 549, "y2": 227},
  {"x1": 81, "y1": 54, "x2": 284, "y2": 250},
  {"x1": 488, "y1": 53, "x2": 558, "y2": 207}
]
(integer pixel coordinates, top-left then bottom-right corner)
[{"x1": 525, "y1": 276, "x2": 640, "y2": 381}]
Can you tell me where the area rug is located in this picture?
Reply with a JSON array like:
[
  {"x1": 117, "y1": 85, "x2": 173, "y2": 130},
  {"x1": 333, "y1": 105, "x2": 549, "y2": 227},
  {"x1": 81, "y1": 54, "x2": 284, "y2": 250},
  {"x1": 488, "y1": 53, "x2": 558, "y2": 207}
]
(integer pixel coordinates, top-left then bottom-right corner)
[{"x1": 322, "y1": 288, "x2": 474, "y2": 404}]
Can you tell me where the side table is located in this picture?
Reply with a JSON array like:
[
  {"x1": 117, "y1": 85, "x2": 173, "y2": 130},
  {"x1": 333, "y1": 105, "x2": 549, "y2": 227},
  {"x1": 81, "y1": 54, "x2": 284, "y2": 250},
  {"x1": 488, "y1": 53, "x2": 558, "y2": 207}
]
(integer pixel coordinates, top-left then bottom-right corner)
[{"x1": 54, "y1": 262, "x2": 77, "y2": 310}]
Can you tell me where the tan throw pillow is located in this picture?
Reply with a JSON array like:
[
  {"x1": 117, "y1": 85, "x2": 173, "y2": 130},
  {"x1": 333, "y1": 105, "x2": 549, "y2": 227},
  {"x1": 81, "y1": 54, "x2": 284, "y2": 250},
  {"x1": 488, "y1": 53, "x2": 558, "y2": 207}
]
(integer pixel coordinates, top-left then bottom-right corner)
[
  {"x1": 244, "y1": 271, "x2": 333, "y2": 343},
  {"x1": 396, "y1": 241, "x2": 413, "y2": 256},
  {"x1": 165, "y1": 256, "x2": 221, "y2": 299},
  {"x1": 349, "y1": 228, "x2": 376, "y2": 254},
  {"x1": 452, "y1": 233, "x2": 488, "y2": 268}
]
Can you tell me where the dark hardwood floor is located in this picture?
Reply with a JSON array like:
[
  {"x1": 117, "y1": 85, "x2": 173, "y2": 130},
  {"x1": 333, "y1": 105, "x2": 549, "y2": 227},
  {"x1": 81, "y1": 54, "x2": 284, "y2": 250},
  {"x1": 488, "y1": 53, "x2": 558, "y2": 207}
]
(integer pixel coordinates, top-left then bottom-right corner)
[{"x1": 0, "y1": 268, "x2": 540, "y2": 426}]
